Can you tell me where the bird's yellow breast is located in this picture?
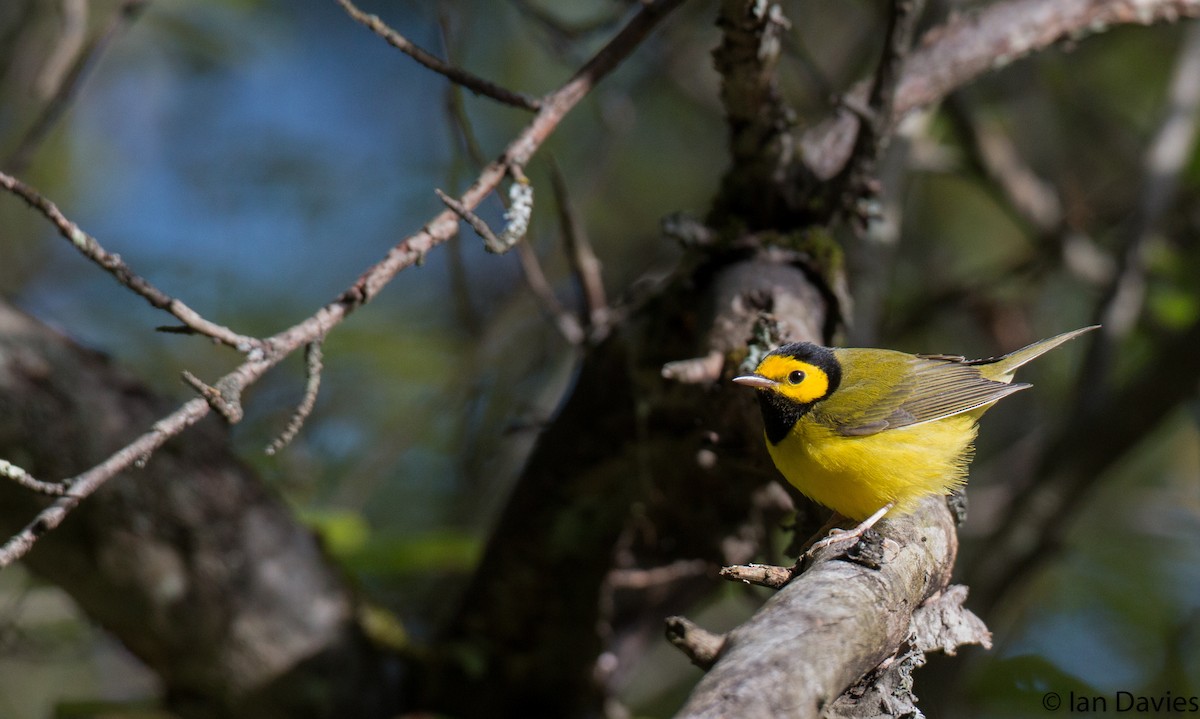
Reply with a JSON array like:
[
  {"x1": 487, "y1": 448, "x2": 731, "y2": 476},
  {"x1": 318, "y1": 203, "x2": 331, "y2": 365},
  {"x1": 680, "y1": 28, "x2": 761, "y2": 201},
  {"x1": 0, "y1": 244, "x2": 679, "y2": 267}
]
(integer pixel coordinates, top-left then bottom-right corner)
[{"x1": 766, "y1": 414, "x2": 978, "y2": 520}]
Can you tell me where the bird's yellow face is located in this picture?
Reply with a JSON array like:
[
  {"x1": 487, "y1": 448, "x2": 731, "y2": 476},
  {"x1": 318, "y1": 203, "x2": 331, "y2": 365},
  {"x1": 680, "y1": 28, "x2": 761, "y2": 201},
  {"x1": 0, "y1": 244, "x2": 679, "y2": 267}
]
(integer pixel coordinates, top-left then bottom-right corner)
[
  {"x1": 733, "y1": 342, "x2": 843, "y2": 444},
  {"x1": 751, "y1": 354, "x2": 833, "y2": 405}
]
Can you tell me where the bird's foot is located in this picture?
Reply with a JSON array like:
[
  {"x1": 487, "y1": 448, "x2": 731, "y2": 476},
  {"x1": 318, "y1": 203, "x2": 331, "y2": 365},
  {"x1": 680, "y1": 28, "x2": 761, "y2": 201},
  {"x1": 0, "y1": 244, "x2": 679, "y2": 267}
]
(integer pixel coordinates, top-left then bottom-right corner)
[
  {"x1": 799, "y1": 502, "x2": 895, "y2": 564},
  {"x1": 804, "y1": 525, "x2": 871, "y2": 557}
]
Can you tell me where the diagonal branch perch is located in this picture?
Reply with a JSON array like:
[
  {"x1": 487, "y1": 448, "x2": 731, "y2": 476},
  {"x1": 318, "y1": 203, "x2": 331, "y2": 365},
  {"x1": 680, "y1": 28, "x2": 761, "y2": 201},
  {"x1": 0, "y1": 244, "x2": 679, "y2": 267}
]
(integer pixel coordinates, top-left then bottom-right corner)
[{"x1": 673, "y1": 497, "x2": 959, "y2": 719}]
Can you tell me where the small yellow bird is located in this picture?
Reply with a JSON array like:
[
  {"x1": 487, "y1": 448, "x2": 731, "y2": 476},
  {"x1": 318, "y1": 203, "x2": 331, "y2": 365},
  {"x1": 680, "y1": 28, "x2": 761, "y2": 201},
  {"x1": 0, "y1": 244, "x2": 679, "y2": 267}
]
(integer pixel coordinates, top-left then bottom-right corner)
[{"x1": 733, "y1": 326, "x2": 1096, "y2": 541}]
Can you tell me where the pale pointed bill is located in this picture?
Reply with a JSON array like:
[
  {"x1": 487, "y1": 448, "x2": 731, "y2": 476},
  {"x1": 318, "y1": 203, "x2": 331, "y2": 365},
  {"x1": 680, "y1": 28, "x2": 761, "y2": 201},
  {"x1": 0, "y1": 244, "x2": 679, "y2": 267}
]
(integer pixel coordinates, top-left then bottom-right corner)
[{"x1": 732, "y1": 374, "x2": 778, "y2": 389}]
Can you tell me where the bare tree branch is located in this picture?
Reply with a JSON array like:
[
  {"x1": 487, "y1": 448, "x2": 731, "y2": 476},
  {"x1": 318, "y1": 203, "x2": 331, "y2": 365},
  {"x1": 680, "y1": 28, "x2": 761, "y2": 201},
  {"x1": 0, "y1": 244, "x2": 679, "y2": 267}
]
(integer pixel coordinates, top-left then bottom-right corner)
[
  {"x1": 0, "y1": 171, "x2": 261, "y2": 351},
  {"x1": 944, "y1": 95, "x2": 1066, "y2": 235},
  {"x1": 0, "y1": 0, "x2": 690, "y2": 568},
  {"x1": 0, "y1": 394, "x2": 212, "y2": 567},
  {"x1": 550, "y1": 161, "x2": 610, "y2": 339},
  {"x1": 709, "y1": 0, "x2": 805, "y2": 228},
  {"x1": 0, "y1": 302, "x2": 393, "y2": 717},
  {"x1": 0, "y1": 459, "x2": 70, "y2": 497},
  {"x1": 266, "y1": 339, "x2": 326, "y2": 455},
  {"x1": 514, "y1": 239, "x2": 587, "y2": 345},
  {"x1": 971, "y1": 24, "x2": 1200, "y2": 611},
  {"x1": 434, "y1": 186, "x2": 508, "y2": 251},
  {"x1": 33, "y1": 0, "x2": 88, "y2": 100},
  {"x1": 830, "y1": 0, "x2": 922, "y2": 229},
  {"x1": 3, "y1": 0, "x2": 151, "y2": 173},
  {"x1": 1076, "y1": 19, "x2": 1200, "y2": 403},
  {"x1": 673, "y1": 497, "x2": 961, "y2": 719},
  {"x1": 802, "y1": 0, "x2": 1200, "y2": 180},
  {"x1": 336, "y1": 0, "x2": 541, "y2": 111}
]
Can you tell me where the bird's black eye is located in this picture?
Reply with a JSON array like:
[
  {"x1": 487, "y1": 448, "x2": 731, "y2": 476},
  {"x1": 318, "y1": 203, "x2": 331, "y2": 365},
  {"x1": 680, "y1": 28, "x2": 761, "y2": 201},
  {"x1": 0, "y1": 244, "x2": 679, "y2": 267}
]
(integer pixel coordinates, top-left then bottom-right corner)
[{"x1": 787, "y1": 370, "x2": 805, "y2": 384}]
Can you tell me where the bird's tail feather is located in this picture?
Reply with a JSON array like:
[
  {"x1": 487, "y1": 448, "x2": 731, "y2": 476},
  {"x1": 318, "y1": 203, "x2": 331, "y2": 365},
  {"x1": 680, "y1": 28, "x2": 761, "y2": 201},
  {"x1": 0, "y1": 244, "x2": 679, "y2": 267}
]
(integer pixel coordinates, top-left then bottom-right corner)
[{"x1": 976, "y1": 325, "x2": 1099, "y2": 383}]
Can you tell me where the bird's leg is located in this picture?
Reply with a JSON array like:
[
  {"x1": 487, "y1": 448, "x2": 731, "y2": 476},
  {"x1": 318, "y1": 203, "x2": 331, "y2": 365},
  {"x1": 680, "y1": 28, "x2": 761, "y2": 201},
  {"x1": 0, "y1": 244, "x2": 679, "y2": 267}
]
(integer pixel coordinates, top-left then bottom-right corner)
[
  {"x1": 804, "y1": 502, "x2": 894, "y2": 557},
  {"x1": 795, "y1": 511, "x2": 851, "y2": 553}
]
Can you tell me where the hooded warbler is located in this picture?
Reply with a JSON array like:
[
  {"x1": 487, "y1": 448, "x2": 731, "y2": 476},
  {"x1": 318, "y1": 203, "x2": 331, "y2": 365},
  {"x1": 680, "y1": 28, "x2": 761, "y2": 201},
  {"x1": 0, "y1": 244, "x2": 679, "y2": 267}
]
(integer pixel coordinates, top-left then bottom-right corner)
[{"x1": 733, "y1": 326, "x2": 1097, "y2": 540}]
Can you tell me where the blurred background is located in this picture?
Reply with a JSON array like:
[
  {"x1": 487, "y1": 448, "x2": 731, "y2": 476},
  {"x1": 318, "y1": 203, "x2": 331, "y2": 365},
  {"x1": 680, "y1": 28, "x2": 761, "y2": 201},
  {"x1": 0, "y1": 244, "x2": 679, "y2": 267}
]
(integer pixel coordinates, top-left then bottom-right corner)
[{"x1": 1, "y1": 0, "x2": 1198, "y2": 716}]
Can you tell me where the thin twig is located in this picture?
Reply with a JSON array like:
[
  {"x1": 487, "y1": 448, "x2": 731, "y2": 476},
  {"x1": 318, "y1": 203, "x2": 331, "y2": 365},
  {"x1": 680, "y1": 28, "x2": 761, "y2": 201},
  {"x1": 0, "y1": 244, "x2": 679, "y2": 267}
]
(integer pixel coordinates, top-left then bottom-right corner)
[
  {"x1": 661, "y1": 350, "x2": 725, "y2": 384},
  {"x1": 35, "y1": 0, "x2": 88, "y2": 102},
  {"x1": 438, "y1": 43, "x2": 584, "y2": 342},
  {"x1": 434, "y1": 187, "x2": 506, "y2": 251},
  {"x1": 510, "y1": 0, "x2": 622, "y2": 48},
  {"x1": 0, "y1": 460, "x2": 70, "y2": 497},
  {"x1": 718, "y1": 562, "x2": 792, "y2": 589},
  {"x1": 0, "y1": 172, "x2": 260, "y2": 353},
  {"x1": 1074, "y1": 20, "x2": 1200, "y2": 416},
  {"x1": 440, "y1": 45, "x2": 491, "y2": 168},
  {"x1": 832, "y1": 0, "x2": 922, "y2": 228},
  {"x1": 863, "y1": 0, "x2": 920, "y2": 147},
  {"x1": 4, "y1": 0, "x2": 151, "y2": 174},
  {"x1": 944, "y1": 96, "x2": 1064, "y2": 235},
  {"x1": 607, "y1": 559, "x2": 710, "y2": 589},
  {"x1": 515, "y1": 241, "x2": 586, "y2": 345},
  {"x1": 422, "y1": 4, "x2": 685, "y2": 341},
  {"x1": 181, "y1": 370, "x2": 244, "y2": 424},
  {"x1": 549, "y1": 161, "x2": 609, "y2": 337},
  {"x1": 438, "y1": 13, "x2": 487, "y2": 336},
  {"x1": 0, "y1": 395, "x2": 214, "y2": 567},
  {"x1": 665, "y1": 616, "x2": 726, "y2": 670},
  {"x1": 336, "y1": 0, "x2": 541, "y2": 111},
  {"x1": 266, "y1": 340, "x2": 325, "y2": 455},
  {"x1": 438, "y1": 171, "x2": 534, "y2": 254},
  {"x1": 0, "y1": 0, "x2": 689, "y2": 569}
]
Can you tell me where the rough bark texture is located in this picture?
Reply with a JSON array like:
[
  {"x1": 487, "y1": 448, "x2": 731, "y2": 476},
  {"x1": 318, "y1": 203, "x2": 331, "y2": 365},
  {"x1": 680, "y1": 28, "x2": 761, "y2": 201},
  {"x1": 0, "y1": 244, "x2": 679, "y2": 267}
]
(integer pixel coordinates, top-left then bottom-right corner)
[
  {"x1": 424, "y1": 251, "x2": 833, "y2": 717},
  {"x1": 0, "y1": 302, "x2": 396, "y2": 719},
  {"x1": 674, "y1": 496, "x2": 959, "y2": 719},
  {"x1": 710, "y1": 0, "x2": 814, "y2": 228}
]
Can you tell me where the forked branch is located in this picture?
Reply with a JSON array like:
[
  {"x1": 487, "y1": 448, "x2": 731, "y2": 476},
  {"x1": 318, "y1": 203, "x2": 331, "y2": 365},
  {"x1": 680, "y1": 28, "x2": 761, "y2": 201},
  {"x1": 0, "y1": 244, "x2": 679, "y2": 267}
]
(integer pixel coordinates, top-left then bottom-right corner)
[{"x1": 0, "y1": 0, "x2": 689, "y2": 568}]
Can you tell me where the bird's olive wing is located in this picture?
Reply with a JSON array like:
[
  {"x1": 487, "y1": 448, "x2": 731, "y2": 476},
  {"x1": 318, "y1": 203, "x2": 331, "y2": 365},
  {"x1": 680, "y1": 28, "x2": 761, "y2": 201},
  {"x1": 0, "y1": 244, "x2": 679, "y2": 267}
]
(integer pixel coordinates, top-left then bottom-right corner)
[{"x1": 822, "y1": 353, "x2": 1029, "y2": 436}]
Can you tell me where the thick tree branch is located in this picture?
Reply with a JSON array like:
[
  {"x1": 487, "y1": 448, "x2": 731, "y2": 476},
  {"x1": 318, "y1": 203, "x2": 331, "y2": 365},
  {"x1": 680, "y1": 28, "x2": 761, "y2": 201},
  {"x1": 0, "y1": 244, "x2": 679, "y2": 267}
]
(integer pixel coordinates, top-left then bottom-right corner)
[
  {"x1": 711, "y1": 0, "x2": 1200, "y2": 229},
  {"x1": 430, "y1": 252, "x2": 827, "y2": 716},
  {"x1": 673, "y1": 497, "x2": 962, "y2": 719},
  {"x1": 708, "y1": 0, "x2": 807, "y2": 229},
  {"x1": 802, "y1": 0, "x2": 1200, "y2": 180}
]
